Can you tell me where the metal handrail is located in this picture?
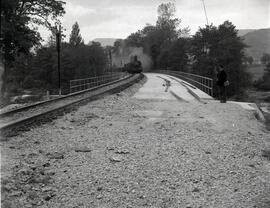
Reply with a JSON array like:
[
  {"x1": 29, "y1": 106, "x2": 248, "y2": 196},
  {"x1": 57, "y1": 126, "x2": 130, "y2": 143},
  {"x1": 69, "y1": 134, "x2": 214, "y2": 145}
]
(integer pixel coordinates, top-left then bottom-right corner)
[
  {"x1": 69, "y1": 72, "x2": 128, "y2": 93},
  {"x1": 157, "y1": 70, "x2": 213, "y2": 96}
]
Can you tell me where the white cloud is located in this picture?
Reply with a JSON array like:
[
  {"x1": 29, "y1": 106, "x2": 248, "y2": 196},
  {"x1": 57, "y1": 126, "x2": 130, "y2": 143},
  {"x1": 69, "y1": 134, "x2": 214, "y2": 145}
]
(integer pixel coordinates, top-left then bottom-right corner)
[
  {"x1": 65, "y1": 2, "x2": 96, "y2": 17},
  {"x1": 39, "y1": 0, "x2": 270, "y2": 43}
]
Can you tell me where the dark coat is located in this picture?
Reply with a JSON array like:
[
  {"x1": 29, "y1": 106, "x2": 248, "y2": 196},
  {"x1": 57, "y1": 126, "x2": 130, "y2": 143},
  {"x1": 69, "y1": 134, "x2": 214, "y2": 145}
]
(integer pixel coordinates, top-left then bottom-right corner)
[{"x1": 217, "y1": 70, "x2": 227, "y2": 87}]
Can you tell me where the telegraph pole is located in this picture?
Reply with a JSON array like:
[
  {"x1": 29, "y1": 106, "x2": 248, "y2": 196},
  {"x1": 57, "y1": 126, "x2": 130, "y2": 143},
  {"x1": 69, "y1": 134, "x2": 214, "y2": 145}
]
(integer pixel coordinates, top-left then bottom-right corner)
[
  {"x1": 109, "y1": 48, "x2": 112, "y2": 73},
  {"x1": 56, "y1": 24, "x2": 61, "y2": 95},
  {"x1": 201, "y1": 0, "x2": 209, "y2": 25}
]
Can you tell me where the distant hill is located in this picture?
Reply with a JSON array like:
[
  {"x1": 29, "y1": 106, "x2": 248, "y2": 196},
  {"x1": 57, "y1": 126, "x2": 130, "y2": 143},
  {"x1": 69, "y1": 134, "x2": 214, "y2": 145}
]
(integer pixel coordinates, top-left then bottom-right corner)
[
  {"x1": 237, "y1": 29, "x2": 256, "y2": 37},
  {"x1": 240, "y1": 28, "x2": 270, "y2": 62},
  {"x1": 92, "y1": 38, "x2": 118, "y2": 47}
]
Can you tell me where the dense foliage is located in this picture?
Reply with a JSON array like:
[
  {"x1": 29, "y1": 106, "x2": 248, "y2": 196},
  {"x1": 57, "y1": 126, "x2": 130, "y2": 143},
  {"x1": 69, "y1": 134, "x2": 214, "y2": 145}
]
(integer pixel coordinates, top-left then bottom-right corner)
[
  {"x1": 124, "y1": 3, "x2": 251, "y2": 98},
  {"x1": 254, "y1": 53, "x2": 270, "y2": 90},
  {"x1": 1, "y1": 18, "x2": 108, "y2": 97},
  {"x1": 125, "y1": 2, "x2": 190, "y2": 71},
  {"x1": 1, "y1": 0, "x2": 65, "y2": 97},
  {"x1": 261, "y1": 53, "x2": 270, "y2": 65},
  {"x1": 24, "y1": 41, "x2": 107, "y2": 94},
  {"x1": 1, "y1": 0, "x2": 65, "y2": 64},
  {"x1": 190, "y1": 22, "x2": 251, "y2": 97}
]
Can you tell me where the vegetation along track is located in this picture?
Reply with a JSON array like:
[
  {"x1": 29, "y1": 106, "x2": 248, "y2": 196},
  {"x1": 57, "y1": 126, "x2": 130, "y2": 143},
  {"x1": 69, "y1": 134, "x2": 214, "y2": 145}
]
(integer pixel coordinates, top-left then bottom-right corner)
[{"x1": 0, "y1": 73, "x2": 143, "y2": 138}]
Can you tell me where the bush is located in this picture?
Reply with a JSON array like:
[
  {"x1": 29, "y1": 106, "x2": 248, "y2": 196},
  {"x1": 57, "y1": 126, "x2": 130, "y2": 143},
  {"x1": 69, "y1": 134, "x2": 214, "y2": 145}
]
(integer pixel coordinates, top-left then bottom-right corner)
[{"x1": 254, "y1": 63, "x2": 270, "y2": 91}]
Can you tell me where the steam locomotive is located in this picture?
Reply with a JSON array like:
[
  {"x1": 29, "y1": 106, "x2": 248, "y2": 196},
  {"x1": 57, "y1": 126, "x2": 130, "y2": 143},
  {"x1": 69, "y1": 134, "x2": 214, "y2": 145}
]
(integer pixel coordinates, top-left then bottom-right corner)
[{"x1": 123, "y1": 55, "x2": 143, "y2": 74}]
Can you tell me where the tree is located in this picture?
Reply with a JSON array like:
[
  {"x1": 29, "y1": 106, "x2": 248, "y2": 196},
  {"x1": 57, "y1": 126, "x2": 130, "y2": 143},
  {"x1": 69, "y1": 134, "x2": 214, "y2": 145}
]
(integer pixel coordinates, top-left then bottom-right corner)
[
  {"x1": 69, "y1": 22, "x2": 83, "y2": 47},
  {"x1": 1, "y1": 0, "x2": 65, "y2": 95},
  {"x1": 254, "y1": 63, "x2": 270, "y2": 90},
  {"x1": 123, "y1": 3, "x2": 188, "y2": 70},
  {"x1": 125, "y1": 32, "x2": 143, "y2": 48},
  {"x1": 1, "y1": 0, "x2": 65, "y2": 63},
  {"x1": 243, "y1": 56, "x2": 253, "y2": 65},
  {"x1": 157, "y1": 38, "x2": 189, "y2": 71},
  {"x1": 190, "y1": 21, "x2": 251, "y2": 97},
  {"x1": 261, "y1": 53, "x2": 270, "y2": 65}
]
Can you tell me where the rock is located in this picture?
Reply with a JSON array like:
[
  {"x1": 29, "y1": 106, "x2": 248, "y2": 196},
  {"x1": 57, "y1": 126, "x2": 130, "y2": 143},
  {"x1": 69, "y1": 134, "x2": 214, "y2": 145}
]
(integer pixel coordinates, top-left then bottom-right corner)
[
  {"x1": 205, "y1": 151, "x2": 211, "y2": 154},
  {"x1": 28, "y1": 191, "x2": 38, "y2": 200},
  {"x1": 109, "y1": 156, "x2": 122, "y2": 162},
  {"x1": 29, "y1": 175, "x2": 51, "y2": 184},
  {"x1": 115, "y1": 149, "x2": 130, "y2": 154},
  {"x1": 2, "y1": 201, "x2": 13, "y2": 208},
  {"x1": 10, "y1": 191, "x2": 22, "y2": 197},
  {"x1": 97, "y1": 187, "x2": 102, "y2": 191},
  {"x1": 192, "y1": 188, "x2": 200, "y2": 192},
  {"x1": 96, "y1": 194, "x2": 102, "y2": 199},
  {"x1": 47, "y1": 152, "x2": 64, "y2": 160},
  {"x1": 45, "y1": 170, "x2": 55, "y2": 176},
  {"x1": 139, "y1": 195, "x2": 145, "y2": 199},
  {"x1": 248, "y1": 131, "x2": 254, "y2": 136},
  {"x1": 18, "y1": 167, "x2": 32, "y2": 175},
  {"x1": 2, "y1": 184, "x2": 13, "y2": 192},
  {"x1": 44, "y1": 193, "x2": 55, "y2": 201},
  {"x1": 41, "y1": 186, "x2": 55, "y2": 192},
  {"x1": 9, "y1": 146, "x2": 16, "y2": 149},
  {"x1": 75, "y1": 147, "x2": 92, "y2": 152},
  {"x1": 42, "y1": 162, "x2": 50, "y2": 167},
  {"x1": 262, "y1": 150, "x2": 270, "y2": 160}
]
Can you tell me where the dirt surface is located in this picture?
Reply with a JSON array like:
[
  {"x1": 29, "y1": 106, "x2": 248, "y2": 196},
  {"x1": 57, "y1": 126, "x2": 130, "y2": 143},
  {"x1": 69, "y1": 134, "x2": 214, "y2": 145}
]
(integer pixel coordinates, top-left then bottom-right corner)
[{"x1": 1, "y1": 76, "x2": 270, "y2": 208}]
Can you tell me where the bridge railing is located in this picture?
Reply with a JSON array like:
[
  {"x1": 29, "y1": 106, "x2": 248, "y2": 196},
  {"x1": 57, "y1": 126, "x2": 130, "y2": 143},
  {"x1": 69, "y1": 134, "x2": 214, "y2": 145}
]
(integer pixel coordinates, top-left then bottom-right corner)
[
  {"x1": 156, "y1": 70, "x2": 213, "y2": 96},
  {"x1": 69, "y1": 72, "x2": 128, "y2": 93}
]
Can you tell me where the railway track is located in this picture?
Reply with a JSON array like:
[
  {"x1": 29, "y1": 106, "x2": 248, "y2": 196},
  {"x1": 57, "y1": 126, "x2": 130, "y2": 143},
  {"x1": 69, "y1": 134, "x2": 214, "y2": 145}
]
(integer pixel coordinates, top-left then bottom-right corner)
[{"x1": 0, "y1": 73, "x2": 143, "y2": 138}]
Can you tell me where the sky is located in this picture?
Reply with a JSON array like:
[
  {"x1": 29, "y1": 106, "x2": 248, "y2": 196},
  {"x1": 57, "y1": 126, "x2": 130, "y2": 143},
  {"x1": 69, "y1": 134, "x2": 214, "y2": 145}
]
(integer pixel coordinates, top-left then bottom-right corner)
[{"x1": 39, "y1": 0, "x2": 270, "y2": 43}]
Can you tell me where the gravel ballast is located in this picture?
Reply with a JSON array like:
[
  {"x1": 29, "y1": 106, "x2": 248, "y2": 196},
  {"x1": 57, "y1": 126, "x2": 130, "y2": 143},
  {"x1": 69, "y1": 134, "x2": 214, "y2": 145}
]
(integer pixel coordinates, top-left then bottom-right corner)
[{"x1": 1, "y1": 78, "x2": 270, "y2": 208}]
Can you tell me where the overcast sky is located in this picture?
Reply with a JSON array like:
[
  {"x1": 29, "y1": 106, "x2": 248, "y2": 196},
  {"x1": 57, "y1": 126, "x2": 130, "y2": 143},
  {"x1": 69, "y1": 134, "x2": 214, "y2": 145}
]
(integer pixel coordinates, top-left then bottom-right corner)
[{"x1": 40, "y1": 0, "x2": 270, "y2": 43}]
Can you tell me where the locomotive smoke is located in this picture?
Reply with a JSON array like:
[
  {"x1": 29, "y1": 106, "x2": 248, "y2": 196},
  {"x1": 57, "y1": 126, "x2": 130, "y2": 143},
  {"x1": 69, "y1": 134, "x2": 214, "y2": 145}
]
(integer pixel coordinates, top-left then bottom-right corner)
[{"x1": 112, "y1": 42, "x2": 153, "y2": 71}]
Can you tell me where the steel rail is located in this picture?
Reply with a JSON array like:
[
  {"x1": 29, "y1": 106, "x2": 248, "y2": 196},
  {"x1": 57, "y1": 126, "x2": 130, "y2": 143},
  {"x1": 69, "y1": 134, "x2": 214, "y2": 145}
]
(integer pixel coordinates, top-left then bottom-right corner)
[
  {"x1": 0, "y1": 74, "x2": 129, "y2": 117},
  {"x1": 0, "y1": 74, "x2": 143, "y2": 137}
]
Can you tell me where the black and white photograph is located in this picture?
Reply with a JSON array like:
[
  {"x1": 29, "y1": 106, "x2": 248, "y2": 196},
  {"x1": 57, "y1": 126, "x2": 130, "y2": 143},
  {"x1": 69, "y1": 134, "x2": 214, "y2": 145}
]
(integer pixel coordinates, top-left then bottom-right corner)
[{"x1": 0, "y1": 0, "x2": 270, "y2": 207}]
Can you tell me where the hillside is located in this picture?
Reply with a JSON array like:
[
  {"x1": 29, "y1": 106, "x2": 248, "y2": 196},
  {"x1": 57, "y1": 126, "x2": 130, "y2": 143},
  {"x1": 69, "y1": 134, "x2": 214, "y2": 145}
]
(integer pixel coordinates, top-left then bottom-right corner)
[
  {"x1": 241, "y1": 28, "x2": 270, "y2": 62},
  {"x1": 237, "y1": 29, "x2": 256, "y2": 36},
  {"x1": 92, "y1": 38, "x2": 118, "y2": 47}
]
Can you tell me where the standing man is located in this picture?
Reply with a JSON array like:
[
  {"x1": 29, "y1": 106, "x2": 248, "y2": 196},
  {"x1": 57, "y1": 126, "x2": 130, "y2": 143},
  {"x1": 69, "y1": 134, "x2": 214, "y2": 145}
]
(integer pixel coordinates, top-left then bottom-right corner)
[{"x1": 216, "y1": 65, "x2": 228, "y2": 103}]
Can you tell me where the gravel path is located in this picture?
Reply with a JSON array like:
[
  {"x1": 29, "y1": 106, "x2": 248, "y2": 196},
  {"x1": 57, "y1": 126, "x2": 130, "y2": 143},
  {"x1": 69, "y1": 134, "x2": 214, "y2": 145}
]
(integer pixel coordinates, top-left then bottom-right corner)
[{"x1": 1, "y1": 77, "x2": 270, "y2": 208}]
